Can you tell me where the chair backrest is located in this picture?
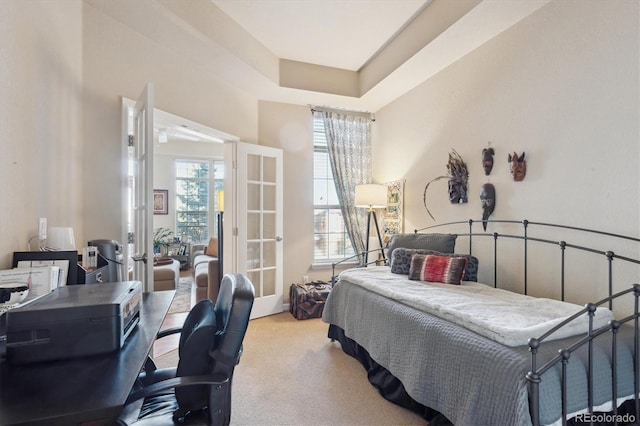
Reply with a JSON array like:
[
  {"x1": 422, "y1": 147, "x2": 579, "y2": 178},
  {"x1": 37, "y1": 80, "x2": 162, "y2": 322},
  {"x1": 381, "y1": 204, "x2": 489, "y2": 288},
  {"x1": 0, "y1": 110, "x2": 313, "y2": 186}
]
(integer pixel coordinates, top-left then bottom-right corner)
[
  {"x1": 175, "y1": 299, "x2": 217, "y2": 410},
  {"x1": 212, "y1": 273, "x2": 255, "y2": 376},
  {"x1": 174, "y1": 273, "x2": 254, "y2": 412}
]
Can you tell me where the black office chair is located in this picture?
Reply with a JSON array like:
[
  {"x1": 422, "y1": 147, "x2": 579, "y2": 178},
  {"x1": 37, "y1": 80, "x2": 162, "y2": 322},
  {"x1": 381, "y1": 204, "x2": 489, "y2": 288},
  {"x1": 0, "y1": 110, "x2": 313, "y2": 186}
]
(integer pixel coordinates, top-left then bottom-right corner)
[{"x1": 118, "y1": 273, "x2": 255, "y2": 425}]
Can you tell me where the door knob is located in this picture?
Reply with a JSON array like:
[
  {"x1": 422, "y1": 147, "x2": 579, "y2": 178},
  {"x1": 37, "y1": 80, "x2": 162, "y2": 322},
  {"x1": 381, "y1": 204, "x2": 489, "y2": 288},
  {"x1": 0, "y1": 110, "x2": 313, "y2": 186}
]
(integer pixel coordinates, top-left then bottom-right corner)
[
  {"x1": 132, "y1": 253, "x2": 148, "y2": 264},
  {"x1": 275, "y1": 236, "x2": 283, "y2": 242}
]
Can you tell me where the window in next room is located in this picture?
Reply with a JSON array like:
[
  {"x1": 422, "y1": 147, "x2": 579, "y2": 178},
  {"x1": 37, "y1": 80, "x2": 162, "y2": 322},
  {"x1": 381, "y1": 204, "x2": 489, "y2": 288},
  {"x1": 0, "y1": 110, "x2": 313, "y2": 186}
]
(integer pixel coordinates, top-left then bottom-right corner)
[{"x1": 175, "y1": 158, "x2": 223, "y2": 244}]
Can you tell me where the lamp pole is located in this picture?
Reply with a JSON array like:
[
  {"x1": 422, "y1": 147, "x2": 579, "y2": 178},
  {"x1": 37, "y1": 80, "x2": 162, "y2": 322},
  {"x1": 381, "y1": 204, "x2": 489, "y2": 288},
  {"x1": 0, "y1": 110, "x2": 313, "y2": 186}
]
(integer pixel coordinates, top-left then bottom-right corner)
[
  {"x1": 364, "y1": 206, "x2": 385, "y2": 265},
  {"x1": 355, "y1": 184, "x2": 388, "y2": 266},
  {"x1": 217, "y1": 211, "x2": 223, "y2": 285},
  {"x1": 217, "y1": 190, "x2": 224, "y2": 285}
]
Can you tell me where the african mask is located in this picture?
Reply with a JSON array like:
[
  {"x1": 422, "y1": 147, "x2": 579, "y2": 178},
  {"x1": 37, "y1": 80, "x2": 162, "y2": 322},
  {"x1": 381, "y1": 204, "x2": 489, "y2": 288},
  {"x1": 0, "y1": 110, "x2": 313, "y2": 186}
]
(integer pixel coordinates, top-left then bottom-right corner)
[
  {"x1": 448, "y1": 178, "x2": 466, "y2": 204},
  {"x1": 508, "y1": 152, "x2": 526, "y2": 181},
  {"x1": 423, "y1": 150, "x2": 469, "y2": 220},
  {"x1": 479, "y1": 183, "x2": 496, "y2": 231},
  {"x1": 482, "y1": 147, "x2": 495, "y2": 176},
  {"x1": 446, "y1": 150, "x2": 468, "y2": 204}
]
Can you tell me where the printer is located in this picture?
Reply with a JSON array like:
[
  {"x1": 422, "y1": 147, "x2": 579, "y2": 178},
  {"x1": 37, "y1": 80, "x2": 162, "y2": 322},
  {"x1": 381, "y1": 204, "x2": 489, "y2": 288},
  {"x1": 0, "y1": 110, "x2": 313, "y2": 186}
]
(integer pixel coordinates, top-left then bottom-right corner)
[{"x1": 5, "y1": 281, "x2": 142, "y2": 364}]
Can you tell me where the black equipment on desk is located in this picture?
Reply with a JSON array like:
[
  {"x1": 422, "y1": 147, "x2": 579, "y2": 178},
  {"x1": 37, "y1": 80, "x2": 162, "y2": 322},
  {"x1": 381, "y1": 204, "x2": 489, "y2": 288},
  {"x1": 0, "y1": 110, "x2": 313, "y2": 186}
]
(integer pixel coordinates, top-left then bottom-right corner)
[
  {"x1": 4, "y1": 281, "x2": 142, "y2": 364},
  {"x1": 88, "y1": 239, "x2": 125, "y2": 282}
]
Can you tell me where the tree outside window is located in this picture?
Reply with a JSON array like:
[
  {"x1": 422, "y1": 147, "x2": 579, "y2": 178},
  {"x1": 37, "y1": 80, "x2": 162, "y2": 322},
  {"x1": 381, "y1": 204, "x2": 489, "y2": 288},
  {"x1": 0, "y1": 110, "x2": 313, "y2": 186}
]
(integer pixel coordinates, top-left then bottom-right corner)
[{"x1": 175, "y1": 159, "x2": 224, "y2": 244}]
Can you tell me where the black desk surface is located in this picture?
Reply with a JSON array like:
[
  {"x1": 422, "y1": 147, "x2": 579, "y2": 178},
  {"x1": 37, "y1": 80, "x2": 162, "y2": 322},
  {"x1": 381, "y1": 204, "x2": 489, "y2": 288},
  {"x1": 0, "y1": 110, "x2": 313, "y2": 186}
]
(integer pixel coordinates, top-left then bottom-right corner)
[{"x1": 0, "y1": 289, "x2": 175, "y2": 425}]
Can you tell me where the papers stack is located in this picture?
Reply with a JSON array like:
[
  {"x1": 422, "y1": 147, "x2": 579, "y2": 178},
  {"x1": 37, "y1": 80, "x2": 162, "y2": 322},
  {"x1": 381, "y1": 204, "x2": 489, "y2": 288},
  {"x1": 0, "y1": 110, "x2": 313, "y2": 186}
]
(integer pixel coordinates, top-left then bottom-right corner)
[{"x1": 0, "y1": 266, "x2": 62, "y2": 306}]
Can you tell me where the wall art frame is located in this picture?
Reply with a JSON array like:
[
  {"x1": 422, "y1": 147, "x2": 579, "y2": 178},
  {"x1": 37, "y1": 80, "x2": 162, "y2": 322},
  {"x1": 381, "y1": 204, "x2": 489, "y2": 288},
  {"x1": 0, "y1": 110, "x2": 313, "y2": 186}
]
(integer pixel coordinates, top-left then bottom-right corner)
[
  {"x1": 382, "y1": 179, "x2": 405, "y2": 244},
  {"x1": 153, "y1": 189, "x2": 168, "y2": 215}
]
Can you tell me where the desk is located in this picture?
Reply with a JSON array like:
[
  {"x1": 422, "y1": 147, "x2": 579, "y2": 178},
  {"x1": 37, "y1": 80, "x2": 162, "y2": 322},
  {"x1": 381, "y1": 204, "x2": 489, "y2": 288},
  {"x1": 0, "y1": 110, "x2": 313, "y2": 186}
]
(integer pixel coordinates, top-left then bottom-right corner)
[{"x1": 0, "y1": 289, "x2": 174, "y2": 425}]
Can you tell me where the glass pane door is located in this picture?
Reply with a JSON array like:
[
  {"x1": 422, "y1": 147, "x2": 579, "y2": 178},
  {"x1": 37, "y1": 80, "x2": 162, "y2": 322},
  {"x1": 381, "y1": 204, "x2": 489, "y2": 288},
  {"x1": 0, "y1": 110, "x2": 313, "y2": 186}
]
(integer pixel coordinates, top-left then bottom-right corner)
[{"x1": 235, "y1": 142, "x2": 283, "y2": 319}]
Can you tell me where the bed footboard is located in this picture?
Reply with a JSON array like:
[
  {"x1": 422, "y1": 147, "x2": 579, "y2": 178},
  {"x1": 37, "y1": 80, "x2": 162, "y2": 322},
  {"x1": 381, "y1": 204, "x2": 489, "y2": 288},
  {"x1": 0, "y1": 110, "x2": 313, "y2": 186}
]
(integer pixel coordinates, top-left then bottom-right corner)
[{"x1": 527, "y1": 284, "x2": 640, "y2": 426}]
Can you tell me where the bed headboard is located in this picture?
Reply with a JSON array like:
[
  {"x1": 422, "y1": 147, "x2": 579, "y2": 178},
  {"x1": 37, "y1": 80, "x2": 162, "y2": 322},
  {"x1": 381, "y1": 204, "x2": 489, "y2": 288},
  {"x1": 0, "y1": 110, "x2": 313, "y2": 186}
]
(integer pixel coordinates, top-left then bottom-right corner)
[{"x1": 410, "y1": 219, "x2": 640, "y2": 312}]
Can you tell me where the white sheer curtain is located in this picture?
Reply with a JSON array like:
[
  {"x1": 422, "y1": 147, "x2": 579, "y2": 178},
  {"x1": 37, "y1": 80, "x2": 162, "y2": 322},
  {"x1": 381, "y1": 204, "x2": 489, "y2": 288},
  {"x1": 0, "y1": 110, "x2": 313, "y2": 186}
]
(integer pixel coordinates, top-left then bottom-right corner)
[{"x1": 317, "y1": 110, "x2": 373, "y2": 262}]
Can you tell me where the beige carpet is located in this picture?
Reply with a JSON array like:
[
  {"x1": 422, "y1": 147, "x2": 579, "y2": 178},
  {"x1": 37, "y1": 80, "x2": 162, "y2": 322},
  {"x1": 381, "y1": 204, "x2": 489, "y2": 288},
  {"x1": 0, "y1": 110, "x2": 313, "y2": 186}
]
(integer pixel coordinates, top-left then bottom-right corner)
[{"x1": 155, "y1": 312, "x2": 426, "y2": 426}]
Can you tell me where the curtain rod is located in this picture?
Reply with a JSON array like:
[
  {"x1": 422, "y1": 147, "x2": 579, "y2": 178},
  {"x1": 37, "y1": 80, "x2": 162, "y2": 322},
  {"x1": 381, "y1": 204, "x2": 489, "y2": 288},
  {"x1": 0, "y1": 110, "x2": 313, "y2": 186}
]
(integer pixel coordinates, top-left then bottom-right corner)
[{"x1": 310, "y1": 105, "x2": 375, "y2": 122}]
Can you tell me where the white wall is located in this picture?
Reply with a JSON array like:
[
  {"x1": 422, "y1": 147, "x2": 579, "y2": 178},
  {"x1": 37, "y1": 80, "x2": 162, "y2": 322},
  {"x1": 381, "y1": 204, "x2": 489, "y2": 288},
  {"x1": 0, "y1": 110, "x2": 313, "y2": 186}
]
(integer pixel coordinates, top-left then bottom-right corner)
[
  {"x1": 259, "y1": 0, "x2": 640, "y2": 305},
  {"x1": 373, "y1": 0, "x2": 639, "y2": 306},
  {"x1": 257, "y1": 101, "x2": 336, "y2": 288},
  {"x1": 81, "y1": 1, "x2": 258, "y2": 246},
  {"x1": 0, "y1": 0, "x2": 257, "y2": 272},
  {"x1": 0, "y1": 1, "x2": 84, "y2": 268}
]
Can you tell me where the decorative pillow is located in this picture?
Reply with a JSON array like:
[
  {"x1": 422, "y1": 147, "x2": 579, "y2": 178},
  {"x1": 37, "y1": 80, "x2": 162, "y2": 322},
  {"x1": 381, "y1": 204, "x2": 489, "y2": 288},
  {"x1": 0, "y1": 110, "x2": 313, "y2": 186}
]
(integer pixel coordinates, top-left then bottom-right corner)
[
  {"x1": 387, "y1": 233, "x2": 457, "y2": 262},
  {"x1": 391, "y1": 248, "x2": 426, "y2": 274},
  {"x1": 408, "y1": 254, "x2": 468, "y2": 285},
  {"x1": 205, "y1": 237, "x2": 219, "y2": 257},
  {"x1": 391, "y1": 248, "x2": 478, "y2": 281}
]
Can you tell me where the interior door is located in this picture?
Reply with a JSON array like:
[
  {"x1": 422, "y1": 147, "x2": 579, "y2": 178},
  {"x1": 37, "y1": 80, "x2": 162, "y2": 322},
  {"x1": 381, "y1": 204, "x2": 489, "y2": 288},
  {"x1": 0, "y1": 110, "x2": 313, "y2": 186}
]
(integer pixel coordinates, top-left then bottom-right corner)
[
  {"x1": 232, "y1": 142, "x2": 283, "y2": 319},
  {"x1": 130, "y1": 83, "x2": 155, "y2": 291}
]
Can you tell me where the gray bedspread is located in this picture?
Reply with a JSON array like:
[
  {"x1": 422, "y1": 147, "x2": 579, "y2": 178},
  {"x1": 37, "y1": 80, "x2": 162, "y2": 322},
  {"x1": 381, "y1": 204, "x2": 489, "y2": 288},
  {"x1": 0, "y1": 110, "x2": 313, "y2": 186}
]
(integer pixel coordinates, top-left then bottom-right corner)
[{"x1": 322, "y1": 276, "x2": 636, "y2": 426}]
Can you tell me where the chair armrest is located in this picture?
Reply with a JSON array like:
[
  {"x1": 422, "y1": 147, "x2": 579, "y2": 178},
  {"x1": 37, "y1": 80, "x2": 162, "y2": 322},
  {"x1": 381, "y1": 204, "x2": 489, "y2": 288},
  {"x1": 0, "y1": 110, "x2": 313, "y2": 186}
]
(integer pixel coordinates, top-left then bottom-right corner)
[
  {"x1": 156, "y1": 327, "x2": 182, "y2": 340},
  {"x1": 191, "y1": 244, "x2": 206, "y2": 252},
  {"x1": 144, "y1": 327, "x2": 183, "y2": 371},
  {"x1": 125, "y1": 374, "x2": 230, "y2": 405},
  {"x1": 191, "y1": 244, "x2": 206, "y2": 258}
]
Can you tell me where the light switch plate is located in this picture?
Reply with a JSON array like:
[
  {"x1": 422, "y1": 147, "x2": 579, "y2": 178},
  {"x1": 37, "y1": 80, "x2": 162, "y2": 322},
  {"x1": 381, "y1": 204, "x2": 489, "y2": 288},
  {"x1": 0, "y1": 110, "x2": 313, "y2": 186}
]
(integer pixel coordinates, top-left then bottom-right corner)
[{"x1": 39, "y1": 218, "x2": 47, "y2": 240}]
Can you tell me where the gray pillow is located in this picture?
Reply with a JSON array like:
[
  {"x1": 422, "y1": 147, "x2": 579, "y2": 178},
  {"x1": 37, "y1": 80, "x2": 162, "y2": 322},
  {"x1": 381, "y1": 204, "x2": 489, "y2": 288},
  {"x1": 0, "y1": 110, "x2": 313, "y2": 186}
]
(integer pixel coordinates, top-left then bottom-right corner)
[
  {"x1": 387, "y1": 233, "x2": 457, "y2": 261},
  {"x1": 390, "y1": 248, "x2": 478, "y2": 282}
]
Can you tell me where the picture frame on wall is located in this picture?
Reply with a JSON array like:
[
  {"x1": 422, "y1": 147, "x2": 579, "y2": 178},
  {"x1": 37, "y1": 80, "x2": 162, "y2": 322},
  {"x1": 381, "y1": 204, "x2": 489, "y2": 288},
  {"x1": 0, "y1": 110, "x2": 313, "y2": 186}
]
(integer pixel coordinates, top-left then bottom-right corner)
[
  {"x1": 382, "y1": 180, "x2": 405, "y2": 244},
  {"x1": 153, "y1": 189, "x2": 168, "y2": 215}
]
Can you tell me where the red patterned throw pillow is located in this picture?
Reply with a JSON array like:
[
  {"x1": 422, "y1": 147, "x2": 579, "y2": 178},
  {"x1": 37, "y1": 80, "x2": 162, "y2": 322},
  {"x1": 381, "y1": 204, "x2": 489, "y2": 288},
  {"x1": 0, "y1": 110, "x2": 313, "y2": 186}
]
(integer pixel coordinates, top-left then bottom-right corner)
[{"x1": 408, "y1": 253, "x2": 468, "y2": 285}]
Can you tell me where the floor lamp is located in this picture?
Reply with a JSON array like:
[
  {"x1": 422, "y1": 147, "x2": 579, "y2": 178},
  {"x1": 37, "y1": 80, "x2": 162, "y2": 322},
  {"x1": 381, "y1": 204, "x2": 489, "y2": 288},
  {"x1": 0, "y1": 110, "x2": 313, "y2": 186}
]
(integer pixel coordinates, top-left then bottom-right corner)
[
  {"x1": 355, "y1": 184, "x2": 387, "y2": 265},
  {"x1": 217, "y1": 191, "x2": 224, "y2": 285}
]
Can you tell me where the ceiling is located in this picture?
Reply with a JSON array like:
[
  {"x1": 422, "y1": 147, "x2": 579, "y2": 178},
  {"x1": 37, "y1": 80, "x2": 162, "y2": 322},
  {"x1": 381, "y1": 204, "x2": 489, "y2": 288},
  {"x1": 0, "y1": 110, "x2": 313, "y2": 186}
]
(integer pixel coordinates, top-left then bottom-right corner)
[
  {"x1": 205, "y1": 0, "x2": 550, "y2": 111},
  {"x1": 90, "y1": 0, "x2": 550, "y2": 137},
  {"x1": 211, "y1": 0, "x2": 430, "y2": 72},
  {"x1": 153, "y1": 109, "x2": 238, "y2": 144}
]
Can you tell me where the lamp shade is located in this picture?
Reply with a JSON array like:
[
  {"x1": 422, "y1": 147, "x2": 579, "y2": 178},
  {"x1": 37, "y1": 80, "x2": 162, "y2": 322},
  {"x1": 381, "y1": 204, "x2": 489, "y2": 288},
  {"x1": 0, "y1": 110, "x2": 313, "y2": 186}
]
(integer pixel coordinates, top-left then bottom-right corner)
[
  {"x1": 217, "y1": 190, "x2": 224, "y2": 213},
  {"x1": 355, "y1": 184, "x2": 387, "y2": 208},
  {"x1": 48, "y1": 227, "x2": 76, "y2": 250}
]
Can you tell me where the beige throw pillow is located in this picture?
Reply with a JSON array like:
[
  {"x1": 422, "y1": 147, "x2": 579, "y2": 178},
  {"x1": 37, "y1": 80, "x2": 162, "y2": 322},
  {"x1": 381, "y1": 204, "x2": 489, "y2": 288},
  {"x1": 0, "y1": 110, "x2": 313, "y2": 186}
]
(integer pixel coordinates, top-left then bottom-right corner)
[{"x1": 205, "y1": 237, "x2": 218, "y2": 257}]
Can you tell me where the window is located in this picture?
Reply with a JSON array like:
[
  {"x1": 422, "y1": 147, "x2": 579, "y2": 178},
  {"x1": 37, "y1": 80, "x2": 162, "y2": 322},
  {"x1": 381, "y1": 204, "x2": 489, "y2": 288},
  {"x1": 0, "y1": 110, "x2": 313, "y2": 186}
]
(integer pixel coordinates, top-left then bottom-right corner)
[
  {"x1": 313, "y1": 117, "x2": 355, "y2": 262},
  {"x1": 175, "y1": 159, "x2": 224, "y2": 244}
]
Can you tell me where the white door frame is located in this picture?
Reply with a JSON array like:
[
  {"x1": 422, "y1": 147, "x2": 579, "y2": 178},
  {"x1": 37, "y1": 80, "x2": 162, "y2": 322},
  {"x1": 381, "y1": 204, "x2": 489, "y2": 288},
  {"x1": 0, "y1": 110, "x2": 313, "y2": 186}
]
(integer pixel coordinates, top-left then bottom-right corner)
[{"x1": 122, "y1": 83, "x2": 154, "y2": 291}]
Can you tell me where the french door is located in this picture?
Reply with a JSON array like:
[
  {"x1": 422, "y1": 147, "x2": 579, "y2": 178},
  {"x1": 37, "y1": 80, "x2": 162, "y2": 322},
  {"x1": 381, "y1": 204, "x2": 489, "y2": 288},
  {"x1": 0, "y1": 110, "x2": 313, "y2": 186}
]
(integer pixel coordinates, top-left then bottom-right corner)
[
  {"x1": 123, "y1": 83, "x2": 154, "y2": 291},
  {"x1": 229, "y1": 142, "x2": 283, "y2": 319}
]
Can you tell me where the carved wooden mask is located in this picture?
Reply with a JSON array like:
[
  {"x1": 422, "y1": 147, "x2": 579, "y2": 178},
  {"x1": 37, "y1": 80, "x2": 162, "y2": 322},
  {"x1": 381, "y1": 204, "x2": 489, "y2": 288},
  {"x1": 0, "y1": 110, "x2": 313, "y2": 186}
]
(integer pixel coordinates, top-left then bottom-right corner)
[
  {"x1": 480, "y1": 183, "x2": 495, "y2": 231},
  {"x1": 482, "y1": 148, "x2": 494, "y2": 176},
  {"x1": 508, "y1": 152, "x2": 526, "y2": 181}
]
